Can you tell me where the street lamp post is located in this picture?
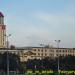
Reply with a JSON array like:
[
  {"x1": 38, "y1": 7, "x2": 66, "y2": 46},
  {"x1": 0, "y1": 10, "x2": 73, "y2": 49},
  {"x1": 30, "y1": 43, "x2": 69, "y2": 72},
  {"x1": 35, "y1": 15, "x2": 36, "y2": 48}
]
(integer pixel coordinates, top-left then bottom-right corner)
[
  {"x1": 40, "y1": 44, "x2": 45, "y2": 59},
  {"x1": 55, "y1": 40, "x2": 61, "y2": 75},
  {"x1": 5, "y1": 34, "x2": 11, "y2": 75}
]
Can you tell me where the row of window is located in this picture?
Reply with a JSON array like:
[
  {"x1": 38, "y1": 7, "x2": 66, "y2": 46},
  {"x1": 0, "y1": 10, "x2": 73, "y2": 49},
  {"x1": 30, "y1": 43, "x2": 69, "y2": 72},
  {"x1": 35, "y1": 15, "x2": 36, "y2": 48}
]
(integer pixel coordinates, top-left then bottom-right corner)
[
  {"x1": 33, "y1": 49, "x2": 74, "y2": 53},
  {"x1": 0, "y1": 30, "x2": 5, "y2": 46},
  {"x1": 36, "y1": 53, "x2": 54, "y2": 56},
  {"x1": 56, "y1": 54, "x2": 74, "y2": 56},
  {"x1": 33, "y1": 49, "x2": 54, "y2": 52},
  {"x1": 56, "y1": 50, "x2": 74, "y2": 53}
]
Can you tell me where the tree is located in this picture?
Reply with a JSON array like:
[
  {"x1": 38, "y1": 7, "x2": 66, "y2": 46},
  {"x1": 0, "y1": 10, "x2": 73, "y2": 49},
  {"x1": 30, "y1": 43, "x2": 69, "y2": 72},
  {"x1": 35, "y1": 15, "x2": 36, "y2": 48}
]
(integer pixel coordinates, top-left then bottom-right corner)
[
  {"x1": 1, "y1": 52, "x2": 21, "y2": 73},
  {"x1": 10, "y1": 45, "x2": 15, "y2": 49}
]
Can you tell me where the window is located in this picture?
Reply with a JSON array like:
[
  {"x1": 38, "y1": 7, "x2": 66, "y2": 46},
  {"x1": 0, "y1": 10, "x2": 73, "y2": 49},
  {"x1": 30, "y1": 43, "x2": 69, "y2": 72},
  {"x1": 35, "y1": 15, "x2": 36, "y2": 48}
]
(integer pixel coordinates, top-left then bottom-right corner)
[
  {"x1": 63, "y1": 50, "x2": 64, "y2": 52},
  {"x1": 59, "y1": 50, "x2": 61, "y2": 52},
  {"x1": 45, "y1": 53, "x2": 47, "y2": 56},
  {"x1": 35, "y1": 53, "x2": 36, "y2": 55},
  {"x1": 65, "y1": 50, "x2": 67, "y2": 52},
  {"x1": 41, "y1": 50, "x2": 43, "y2": 52},
  {"x1": 38, "y1": 53, "x2": 40, "y2": 55},
  {"x1": 38, "y1": 49, "x2": 40, "y2": 51},
  {"x1": 56, "y1": 54, "x2": 58, "y2": 56},
  {"x1": 41, "y1": 53, "x2": 43, "y2": 56},
  {"x1": 24, "y1": 56, "x2": 27, "y2": 58},
  {"x1": 50, "y1": 50, "x2": 53, "y2": 52},
  {"x1": 56, "y1": 50, "x2": 58, "y2": 52},
  {"x1": 34, "y1": 49, "x2": 36, "y2": 51}
]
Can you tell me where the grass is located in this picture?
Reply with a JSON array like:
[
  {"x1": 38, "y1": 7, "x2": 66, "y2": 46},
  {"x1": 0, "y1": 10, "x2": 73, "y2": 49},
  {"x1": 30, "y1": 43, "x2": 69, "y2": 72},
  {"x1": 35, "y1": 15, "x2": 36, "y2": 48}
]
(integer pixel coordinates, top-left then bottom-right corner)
[
  {"x1": 26, "y1": 70, "x2": 75, "y2": 75},
  {"x1": 1, "y1": 70, "x2": 75, "y2": 75}
]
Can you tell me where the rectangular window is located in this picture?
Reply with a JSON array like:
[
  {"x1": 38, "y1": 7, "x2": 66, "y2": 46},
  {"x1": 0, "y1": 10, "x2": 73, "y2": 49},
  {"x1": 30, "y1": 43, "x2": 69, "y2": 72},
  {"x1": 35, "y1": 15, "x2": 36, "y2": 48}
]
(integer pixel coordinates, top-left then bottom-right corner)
[
  {"x1": 45, "y1": 50, "x2": 47, "y2": 52},
  {"x1": 45, "y1": 53, "x2": 47, "y2": 56},
  {"x1": 34, "y1": 49, "x2": 36, "y2": 51},
  {"x1": 56, "y1": 50, "x2": 58, "y2": 52},
  {"x1": 38, "y1": 53, "x2": 40, "y2": 55},
  {"x1": 63, "y1": 50, "x2": 64, "y2": 52},
  {"x1": 65, "y1": 50, "x2": 67, "y2": 52},
  {"x1": 59, "y1": 50, "x2": 61, "y2": 52},
  {"x1": 56, "y1": 54, "x2": 58, "y2": 56},
  {"x1": 38, "y1": 49, "x2": 40, "y2": 51},
  {"x1": 41, "y1": 53, "x2": 43, "y2": 56},
  {"x1": 41, "y1": 50, "x2": 43, "y2": 52}
]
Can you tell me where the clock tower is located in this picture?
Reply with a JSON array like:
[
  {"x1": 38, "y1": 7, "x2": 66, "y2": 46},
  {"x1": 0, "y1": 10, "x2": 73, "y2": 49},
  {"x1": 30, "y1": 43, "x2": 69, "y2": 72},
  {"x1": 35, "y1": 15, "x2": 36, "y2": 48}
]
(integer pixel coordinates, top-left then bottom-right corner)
[{"x1": 0, "y1": 12, "x2": 6, "y2": 48}]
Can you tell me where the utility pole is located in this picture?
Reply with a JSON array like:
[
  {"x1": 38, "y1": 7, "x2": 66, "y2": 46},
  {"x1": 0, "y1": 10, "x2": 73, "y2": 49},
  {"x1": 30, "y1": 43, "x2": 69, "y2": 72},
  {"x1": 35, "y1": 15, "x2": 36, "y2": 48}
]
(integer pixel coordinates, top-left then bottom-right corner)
[
  {"x1": 55, "y1": 40, "x2": 61, "y2": 75},
  {"x1": 40, "y1": 43, "x2": 45, "y2": 59},
  {"x1": 5, "y1": 34, "x2": 11, "y2": 75}
]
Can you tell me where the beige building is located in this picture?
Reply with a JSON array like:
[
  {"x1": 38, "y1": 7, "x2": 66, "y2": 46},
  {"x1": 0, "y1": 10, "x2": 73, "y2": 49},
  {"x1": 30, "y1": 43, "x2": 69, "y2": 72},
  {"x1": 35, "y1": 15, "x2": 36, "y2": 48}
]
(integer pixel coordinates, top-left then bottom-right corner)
[
  {"x1": 0, "y1": 47, "x2": 75, "y2": 62},
  {"x1": 32, "y1": 47, "x2": 75, "y2": 58},
  {"x1": 20, "y1": 47, "x2": 75, "y2": 62},
  {"x1": 0, "y1": 12, "x2": 6, "y2": 48}
]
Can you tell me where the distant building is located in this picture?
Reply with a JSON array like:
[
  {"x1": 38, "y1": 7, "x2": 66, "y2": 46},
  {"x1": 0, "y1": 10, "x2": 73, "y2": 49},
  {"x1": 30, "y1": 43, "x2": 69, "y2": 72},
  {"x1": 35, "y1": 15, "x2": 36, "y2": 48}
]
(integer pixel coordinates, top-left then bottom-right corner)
[
  {"x1": 0, "y1": 47, "x2": 75, "y2": 62},
  {"x1": 0, "y1": 12, "x2": 6, "y2": 48},
  {"x1": 19, "y1": 47, "x2": 75, "y2": 62}
]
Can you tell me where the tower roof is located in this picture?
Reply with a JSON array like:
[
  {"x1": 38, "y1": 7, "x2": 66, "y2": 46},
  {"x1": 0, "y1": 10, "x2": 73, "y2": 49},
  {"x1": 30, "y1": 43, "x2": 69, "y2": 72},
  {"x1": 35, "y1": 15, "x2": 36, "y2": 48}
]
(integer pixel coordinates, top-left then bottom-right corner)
[{"x1": 0, "y1": 12, "x2": 4, "y2": 17}]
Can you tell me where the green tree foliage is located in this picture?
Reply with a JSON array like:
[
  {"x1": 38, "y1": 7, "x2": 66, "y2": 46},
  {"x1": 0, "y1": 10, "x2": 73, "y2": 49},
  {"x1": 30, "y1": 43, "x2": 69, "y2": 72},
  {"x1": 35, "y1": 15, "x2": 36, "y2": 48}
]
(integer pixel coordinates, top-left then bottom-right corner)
[
  {"x1": 0, "y1": 52, "x2": 75, "y2": 73},
  {"x1": 10, "y1": 45, "x2": 15, "y2": 49},
  {"x1": 0, "y1": 52, "x2": 21, "y2": 73},
  {"x1": 59, "y1": 56, "x2": 75, "y2": 70},
  {"x1": 26, "y1": 56, "x2": 75, "y2": 71}
]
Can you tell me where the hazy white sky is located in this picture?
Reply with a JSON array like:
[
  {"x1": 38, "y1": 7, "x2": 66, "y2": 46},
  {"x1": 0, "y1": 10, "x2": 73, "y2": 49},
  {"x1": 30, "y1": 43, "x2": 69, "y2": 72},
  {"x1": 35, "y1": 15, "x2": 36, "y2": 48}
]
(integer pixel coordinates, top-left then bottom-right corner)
[{"x1": 0, "y1": 0, "x2": 75, "y2": 47}]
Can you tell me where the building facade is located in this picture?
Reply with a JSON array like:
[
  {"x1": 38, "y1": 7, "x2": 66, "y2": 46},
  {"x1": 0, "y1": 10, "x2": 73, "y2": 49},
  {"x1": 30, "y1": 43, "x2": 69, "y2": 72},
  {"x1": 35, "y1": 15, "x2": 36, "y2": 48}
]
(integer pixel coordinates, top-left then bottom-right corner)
[
  {"x1": 32, "y1": 47, "x2": 75, "y2": 59},
  {"x1": 0, "y1": 47, "x2": 75, "y2": 62},
  {"x1": 0, "y1": 12, "x2": 6, "y2": 48}
]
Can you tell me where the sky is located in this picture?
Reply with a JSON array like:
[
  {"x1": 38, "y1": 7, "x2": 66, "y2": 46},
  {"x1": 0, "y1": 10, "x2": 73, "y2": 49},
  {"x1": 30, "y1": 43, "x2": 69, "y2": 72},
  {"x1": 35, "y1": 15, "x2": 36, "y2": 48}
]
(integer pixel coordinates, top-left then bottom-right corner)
[{"x1": 0, "y1": 0, "x2": 75, "y2": 48}]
